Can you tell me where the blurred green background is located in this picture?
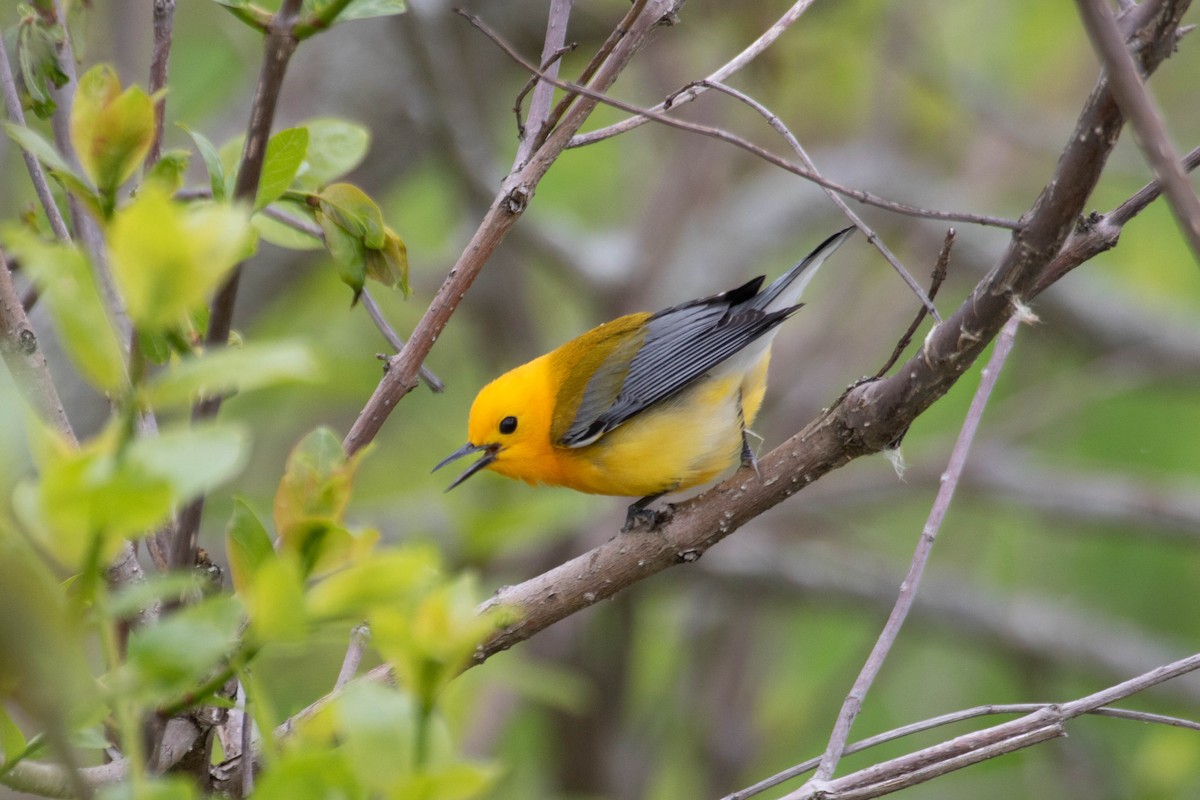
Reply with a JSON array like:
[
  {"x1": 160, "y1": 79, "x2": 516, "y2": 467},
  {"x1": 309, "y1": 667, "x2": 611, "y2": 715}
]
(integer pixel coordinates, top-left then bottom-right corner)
[{"x1": 3, "y1": 0, "x2": 1200, "y2": 798}]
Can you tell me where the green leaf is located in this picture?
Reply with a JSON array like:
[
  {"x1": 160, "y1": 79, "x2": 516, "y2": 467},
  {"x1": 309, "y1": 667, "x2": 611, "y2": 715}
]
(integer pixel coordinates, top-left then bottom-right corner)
[
  {"x1": 122, "y1": 595, "x2": 242, "y2": 702},
  {"x1": 318, "y1": 183, "x2": 384, "y2": 247},
  {"x1": 15, "y1": 10, "x2": 68, "y2": 118},
  {"x1": 273, "y1": 428, "x2": 356, "y2": 544},
  {"x1": 2, "y1": 227, "x2": 126, "y2": 392},
  {"x1": 108, "y1": 187, "x2": 254, "y2": 332},
  {"x1": 0, "y1": 706, "x2": 27, "y2": 764},
  {"x1": 336, "y1": 682, "x2": 417, "y2": 792},
  {"x1": 34, "y1": 442, "x2": 175, "y2": 567},
  {"x1": 306, "y1": 547, "x2": 441, "y2": 622},
  {"x1": 245, "y1": 555, "x2": 307, "y2": 642},
  {"x1": 144, "y1": 149, "x2": 191, "y2": 194},
  {"x1": 5, "y1": 121, "x2": 77, "y2": 176},
  {"x1": 295, "y1": 118, "x2": 370, "y2": 190},
  {"x1": 226, "y1": 499, "x2": 274, "y2": 596},
  {"x1": 255, "y1": 127, "x2": 309, "y2": 211},
  {"x1": 107, "y1": 572, "x2": 206, "y2": 619},
  {"x1": 299, "y1": 0, "x2": 407, "y2": 33},
  {"x1": 319, "y1": 213, "x2": 367, "y2": 300},
  {"x1": 70, "y1": 65, "x2": 155, "y2": 199},
  {"x1": 364, "y1": 226, "x2": 409, "y2": 295},
  {"x1": 97, "y1": 776, "x2": 199, "y2": 800},
  {"x1": 179, "y1": 124, "x2": 226, "y2": 201},
  {"x1": 140, "y1": 341, "x2": 320, "y2": 409},
  {"x1": 125, "y1": 423, "x2": 248, "y2": 500}
]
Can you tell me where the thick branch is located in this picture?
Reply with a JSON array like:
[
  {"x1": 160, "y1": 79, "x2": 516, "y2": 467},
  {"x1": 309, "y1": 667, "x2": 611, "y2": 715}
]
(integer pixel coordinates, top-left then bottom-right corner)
[
  {"x1": 1076, "y1": 0, "x2": 1200, "y2": 261},
  {"x1": 462, "y1": 0, "x2": 1191, "y2": 665}
]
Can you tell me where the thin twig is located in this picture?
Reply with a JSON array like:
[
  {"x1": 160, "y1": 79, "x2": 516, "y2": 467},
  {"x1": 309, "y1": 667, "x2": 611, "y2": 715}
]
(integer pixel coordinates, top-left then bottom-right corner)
[
  {"x1": 465, "y1": 14, "x2": 1022, "y2": 233},
  {"x1": 728, "y1": 704, "x2": 1200, "y2": 799},
  {"x1": 0, "y1": 35, "x2": 71, "y2": 242},
  {"x1": 240, "y1": 687, "x2": 253, "y2": 798},
  {"x1": 513, "y1": 0, "x2": 574, "y2": 168},
  {"x1": 701, "y1": 79, "x2": 942, "y2": 320},
  {"x1": 146, "y1": 0, "x2": 177, "y2": 167},
  {"x1": 872, "y1": 229, "x2": 954, "y2": 379},
  {"x1": 360, "y1": 290, "x2": 445, "y2": 392},
  {"x1": 807, "y1": 313, "x2": 1023, "y2": 787},
  {"x1": 334, "y1": 625, "x2": 370, "y2": 690},
  {"x1": 257, "y1": 205, "x2": 445, "y2": 392},
  {"x1": 777, "y1": 652, "x2": 1200, "y2": 800},
  {"x1": 1075, "y1": 0, "x2": 1200, "y2": 262},
  {"x1": 571, "y1": 0, "x2": 819, "y2": 147}
]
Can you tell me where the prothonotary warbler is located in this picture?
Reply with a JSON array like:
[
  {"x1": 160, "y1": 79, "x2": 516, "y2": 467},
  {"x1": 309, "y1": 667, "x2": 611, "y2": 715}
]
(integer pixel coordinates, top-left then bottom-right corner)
[{"x1": 435, "y1": 227, "x2": 854, "y2": 528}]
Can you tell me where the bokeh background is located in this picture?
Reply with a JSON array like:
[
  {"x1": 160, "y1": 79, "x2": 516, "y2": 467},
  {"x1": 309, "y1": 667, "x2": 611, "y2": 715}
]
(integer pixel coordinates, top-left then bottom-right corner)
[{"x1": 4, "y1": 1, "x2": 1200, "y2": 797}]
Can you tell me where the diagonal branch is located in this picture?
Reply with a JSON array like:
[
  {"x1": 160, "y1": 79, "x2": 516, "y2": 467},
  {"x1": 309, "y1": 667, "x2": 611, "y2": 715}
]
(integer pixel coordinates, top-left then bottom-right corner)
[
  {"x1": 1075, "y1": 0, "x2": 1200, "y2": 262},
  {"x1": 459, "y1": 0, "x2": 1190, "y2": 667},
  {"x1": 342, "y1": 0, "x2": 685, "y2": 456},
  {"x1": 808, "y1": 314, "x2": 1022, "y2": 787}
]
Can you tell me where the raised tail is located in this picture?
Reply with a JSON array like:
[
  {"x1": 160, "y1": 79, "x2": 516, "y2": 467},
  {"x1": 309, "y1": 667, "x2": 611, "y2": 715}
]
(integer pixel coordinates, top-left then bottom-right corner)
[{"x1": 753, "y1": 226, "x2": 855, "y2": 314}]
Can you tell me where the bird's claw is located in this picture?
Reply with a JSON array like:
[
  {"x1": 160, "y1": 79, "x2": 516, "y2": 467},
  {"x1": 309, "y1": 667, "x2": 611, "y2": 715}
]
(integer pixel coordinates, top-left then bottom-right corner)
[{"x1": 622, "y1": 502, "x2": 674, "y2": 533}]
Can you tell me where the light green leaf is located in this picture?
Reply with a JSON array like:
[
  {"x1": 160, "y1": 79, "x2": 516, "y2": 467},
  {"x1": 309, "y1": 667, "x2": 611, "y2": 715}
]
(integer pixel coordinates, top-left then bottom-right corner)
[
  {"x1": 144, "y1": 149, "x2": 190, "y2": 194},
  {"x1": 108, "y1": 187, "x2": 254, "y2": 332},
  {"x1": 70, "y1": 65, "x2": 155, "y2": 198},
  {"x1": 0, "y1": 705, "x2": 27, "y2": 764},
  {"x1": 107, "y1": 572, "x2": 206, "y2": 619},
  {"x1": 364, "y1": 226, "x2": 409, "y2": 295},
  {"x1": 306, "y1": 0, "x2": 407, "y2": 26},
  {"x1": 319, "y1": 212, "x2": 367, "y2": 299},
  {"x1": 125, "y1": 423, "x2": 248, "y2": 500},
  {"x1": 5, "y1": 122, "x2": 75, "y2": 175},
  {"x1": 2, "y1": 227, "x2": 126, "y2": 392},
  {"x1": 141, "y1": 341, "x2": 320, "y2": 409},
  {"x1": 336, "y1": 682, "x2": 416, "y2": 792},
  {"x1": 318, "y1": 183, "x2": 384, "y2": 247},
  {"x1": 255, "y1": 126, "x2": 309, "y2": 211},
  {"x1": 15, "y1": 11, "x2": 68, "y2": 118},
  {"x1": 295, "y1": 118, "x2": 370, "y2": 189},
  {"x1": 179, "y1": 124, "x2": 226, "y2": 201},
  {"x1": 226, "y1": 499, "x2": 274, "y2": 596},
  {"x1": 97, "y1": 776, "x2": 199, "y2": 800},
  {"x1": 306, "y1": 547, "x2": 441, "y2": 622},
  {"x1": 245, "y1": 555, "x2": 307, "y2": 642},
  {"x1": 123, "y1": 595, "x2": 242, "y2": 701}
]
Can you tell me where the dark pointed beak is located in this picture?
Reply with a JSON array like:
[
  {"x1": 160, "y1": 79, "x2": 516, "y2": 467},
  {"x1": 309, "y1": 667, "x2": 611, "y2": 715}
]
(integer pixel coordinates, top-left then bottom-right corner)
[{"x1": 433, "y1": 442, "x2": 499, "y2": 491}]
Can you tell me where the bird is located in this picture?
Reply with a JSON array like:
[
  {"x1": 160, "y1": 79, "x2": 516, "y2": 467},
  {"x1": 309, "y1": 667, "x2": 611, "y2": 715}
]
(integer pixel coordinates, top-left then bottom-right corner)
[{"x1": 434, "y1": 227, "x2": 854, "y2": 529}]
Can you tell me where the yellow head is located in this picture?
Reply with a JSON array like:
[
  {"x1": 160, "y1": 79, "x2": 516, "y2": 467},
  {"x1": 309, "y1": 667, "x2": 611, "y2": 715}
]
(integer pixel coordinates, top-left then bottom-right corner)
[{"x1": 434, "y1": 356, "x2": 559, "y2": 489}]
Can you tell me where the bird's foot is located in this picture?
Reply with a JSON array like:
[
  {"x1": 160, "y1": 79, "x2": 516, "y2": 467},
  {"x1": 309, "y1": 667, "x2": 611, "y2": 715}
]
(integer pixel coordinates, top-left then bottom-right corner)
[
  {"x1": 741, "y1": 430, "x2": 762, "y2": 477},
  {"x1": 622, "y1": 500, "x2": 674, "y2": 533}
]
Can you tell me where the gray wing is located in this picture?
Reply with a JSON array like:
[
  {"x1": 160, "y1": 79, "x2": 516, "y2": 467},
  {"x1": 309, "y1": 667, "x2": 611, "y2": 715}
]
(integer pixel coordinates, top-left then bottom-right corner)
[{"x1": 558, "y1": 281, "x2": 793, "y2": 447}]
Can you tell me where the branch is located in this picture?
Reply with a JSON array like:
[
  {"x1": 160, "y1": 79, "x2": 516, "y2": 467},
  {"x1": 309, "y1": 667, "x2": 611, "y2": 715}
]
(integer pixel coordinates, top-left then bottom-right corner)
[
  {"x1": 146, "y1": 0, "x2": 177, "y2": 167},
  {"x1": 700, "y1": 79, "x2": 941, "y2": 320},
  {"x1": 571, "y1": 0, "x2": 819, "y2": 147},
  {"x1": 341, "y1": 0, "x2": 685, "y2": 456},
  {"x1": 0, "y1": 36, "x2": 71, "y2": 243},
  {"x1": 774, "y1": 652, "x2": 1200, "y2": 799},
  {"x1": 174, "y1": 0, "x2": 304, "y2": 569},
  {"x1": 450, "y1": 0, "x2": 1190, "y2": 667},
  {"x1": 468, "y1": 17, "x2": 1022, "y2": 233},
  {"x1": 512, "y1": 0, "x2": 573, "y2": 168},
  {"x1": 809, "y1": 313, "x2": 1022, "y2": 786},
  {"x1": 729, "y1": 703, "x2": 1200, "y2": 799},
  {"x1": 0, "y1": 250, "x2": 75, "y2": 441},
  {"x1": 1075, "y1": 0, "x2": 1200, "y2": 262}
]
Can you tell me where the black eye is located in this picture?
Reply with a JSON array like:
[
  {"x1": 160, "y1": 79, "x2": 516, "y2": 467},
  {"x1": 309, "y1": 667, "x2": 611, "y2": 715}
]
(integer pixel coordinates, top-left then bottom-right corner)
[{"x1": 498, "y1": 416, "x2": 518, "y2": 435}]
